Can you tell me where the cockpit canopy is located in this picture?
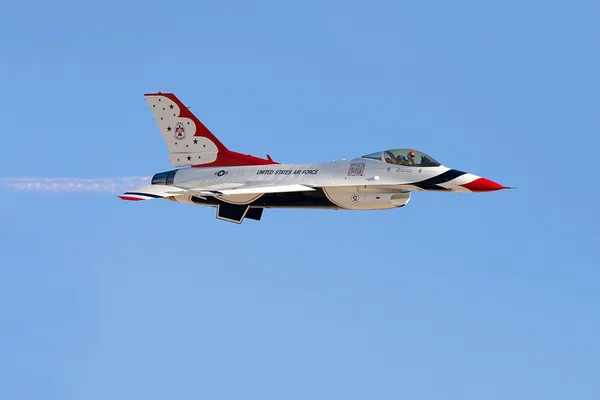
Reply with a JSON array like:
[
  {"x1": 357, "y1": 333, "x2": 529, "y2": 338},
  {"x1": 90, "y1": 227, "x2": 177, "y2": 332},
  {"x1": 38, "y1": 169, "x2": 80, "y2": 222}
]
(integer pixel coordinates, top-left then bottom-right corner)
[{"x1": 362, "y1": 149, "x2": 441, "y2": 167}]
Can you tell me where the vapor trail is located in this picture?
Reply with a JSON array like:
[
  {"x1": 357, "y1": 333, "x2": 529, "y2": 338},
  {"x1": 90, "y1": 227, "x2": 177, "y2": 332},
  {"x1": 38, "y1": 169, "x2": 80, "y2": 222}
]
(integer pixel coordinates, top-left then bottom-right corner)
[{"x1": 2, "y1": 177, "x2": 151, "y2": 193}]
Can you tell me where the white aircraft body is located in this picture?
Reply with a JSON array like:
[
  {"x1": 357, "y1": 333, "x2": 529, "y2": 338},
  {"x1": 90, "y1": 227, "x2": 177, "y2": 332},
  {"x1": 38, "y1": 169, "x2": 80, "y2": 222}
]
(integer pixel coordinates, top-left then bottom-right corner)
[{"x1": 120, "y1": 92, "x2": 509, "y2": 223}]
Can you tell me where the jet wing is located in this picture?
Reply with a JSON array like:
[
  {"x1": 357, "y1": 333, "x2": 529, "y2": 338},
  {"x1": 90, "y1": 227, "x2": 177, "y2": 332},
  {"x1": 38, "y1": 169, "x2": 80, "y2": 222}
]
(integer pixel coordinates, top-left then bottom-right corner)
[{"x1": 119, "y1": 182, "x2": 315, "y2": 201}]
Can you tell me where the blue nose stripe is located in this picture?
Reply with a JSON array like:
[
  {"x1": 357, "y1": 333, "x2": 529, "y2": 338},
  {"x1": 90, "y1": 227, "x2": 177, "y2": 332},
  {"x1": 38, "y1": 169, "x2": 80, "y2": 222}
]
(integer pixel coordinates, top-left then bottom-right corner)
[{"x1": 412, "y1": 169, "x2": 466, "y2": 190}]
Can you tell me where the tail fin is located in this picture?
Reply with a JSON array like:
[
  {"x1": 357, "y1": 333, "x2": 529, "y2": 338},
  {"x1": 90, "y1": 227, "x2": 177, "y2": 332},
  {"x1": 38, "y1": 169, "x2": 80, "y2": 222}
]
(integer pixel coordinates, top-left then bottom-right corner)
[{"x1": 144, "y1": 92, "x2": 277, "y2": 168}]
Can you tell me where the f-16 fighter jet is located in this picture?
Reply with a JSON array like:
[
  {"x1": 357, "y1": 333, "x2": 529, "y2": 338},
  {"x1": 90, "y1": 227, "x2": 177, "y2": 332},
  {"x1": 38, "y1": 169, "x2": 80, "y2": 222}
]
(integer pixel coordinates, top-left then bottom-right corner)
[{"x1": 120, "y1": 92, "x2": 509, "y2": 223}]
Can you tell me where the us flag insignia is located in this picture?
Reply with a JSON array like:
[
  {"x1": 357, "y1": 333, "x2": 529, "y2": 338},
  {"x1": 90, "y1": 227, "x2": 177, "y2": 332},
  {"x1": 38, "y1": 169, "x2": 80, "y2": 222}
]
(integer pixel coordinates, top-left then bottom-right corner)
[{"x1": 348, "y1": 162, "x2": 365, "y2": 176}]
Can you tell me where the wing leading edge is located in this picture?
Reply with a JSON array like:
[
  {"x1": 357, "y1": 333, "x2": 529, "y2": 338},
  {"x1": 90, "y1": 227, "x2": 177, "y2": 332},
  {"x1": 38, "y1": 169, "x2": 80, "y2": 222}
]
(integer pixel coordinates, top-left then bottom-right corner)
[{"x1": 119, "y1": 182, "x2": 315, "y2": 201}]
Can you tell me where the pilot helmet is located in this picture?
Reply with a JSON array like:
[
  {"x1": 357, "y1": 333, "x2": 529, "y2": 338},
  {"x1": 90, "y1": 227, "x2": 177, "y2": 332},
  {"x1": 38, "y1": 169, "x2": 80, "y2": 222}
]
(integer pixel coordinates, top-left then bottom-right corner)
[{"x1": 408, "y1": 151, "x2": 415, "y2": 158}]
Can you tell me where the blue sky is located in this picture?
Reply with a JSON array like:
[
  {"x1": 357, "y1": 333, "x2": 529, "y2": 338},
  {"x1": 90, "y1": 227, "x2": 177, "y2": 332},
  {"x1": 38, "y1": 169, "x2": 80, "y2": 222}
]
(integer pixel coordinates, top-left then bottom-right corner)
[{"x1": 1, "y1": 1, "x2": 599, "y2": 399}]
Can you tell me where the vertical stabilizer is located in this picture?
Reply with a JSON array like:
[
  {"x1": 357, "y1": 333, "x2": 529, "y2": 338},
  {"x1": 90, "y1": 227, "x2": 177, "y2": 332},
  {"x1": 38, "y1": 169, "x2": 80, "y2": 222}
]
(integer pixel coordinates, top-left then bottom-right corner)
[{"x1": 144, "y1": 92, "x2": 277, "y2": 168}]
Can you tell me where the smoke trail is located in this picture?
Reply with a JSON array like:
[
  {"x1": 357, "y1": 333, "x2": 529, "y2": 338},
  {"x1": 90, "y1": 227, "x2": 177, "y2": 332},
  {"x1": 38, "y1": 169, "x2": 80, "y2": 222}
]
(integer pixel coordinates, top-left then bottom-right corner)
[{"x1": 2, "y1": 177, "x2": 151, "y2": 193}]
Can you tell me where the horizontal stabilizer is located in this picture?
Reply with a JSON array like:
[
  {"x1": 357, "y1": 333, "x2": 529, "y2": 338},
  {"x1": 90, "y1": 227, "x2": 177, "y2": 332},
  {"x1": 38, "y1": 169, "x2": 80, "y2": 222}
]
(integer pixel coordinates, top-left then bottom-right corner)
[{"x1": 118, "y1": 184, "x2": 185, "y2": 201}]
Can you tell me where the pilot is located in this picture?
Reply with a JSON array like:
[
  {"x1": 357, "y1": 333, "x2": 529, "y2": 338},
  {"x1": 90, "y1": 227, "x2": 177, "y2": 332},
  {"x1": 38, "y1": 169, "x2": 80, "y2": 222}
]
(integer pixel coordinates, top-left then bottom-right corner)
[{"x1": 405, "y1": 151, "x2": 416, "y2": 165}]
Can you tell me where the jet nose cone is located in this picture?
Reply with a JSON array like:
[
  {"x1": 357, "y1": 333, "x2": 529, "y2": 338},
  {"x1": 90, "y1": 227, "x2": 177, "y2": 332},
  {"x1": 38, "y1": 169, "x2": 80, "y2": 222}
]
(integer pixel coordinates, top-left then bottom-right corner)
[{"x1": 460, "y1": 177, "x2": 506, "y2": 192}]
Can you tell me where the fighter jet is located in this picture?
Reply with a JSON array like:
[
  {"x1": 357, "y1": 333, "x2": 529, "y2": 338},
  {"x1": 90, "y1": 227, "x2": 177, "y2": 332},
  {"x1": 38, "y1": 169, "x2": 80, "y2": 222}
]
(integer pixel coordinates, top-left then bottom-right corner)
[{"x1": 120, "y1": 92, "x2": 509, "y2": 223}]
